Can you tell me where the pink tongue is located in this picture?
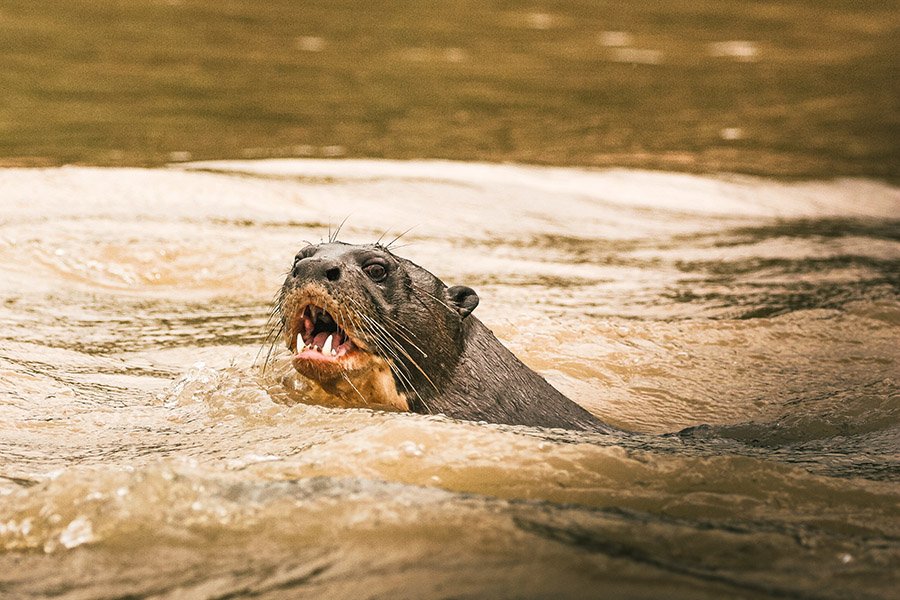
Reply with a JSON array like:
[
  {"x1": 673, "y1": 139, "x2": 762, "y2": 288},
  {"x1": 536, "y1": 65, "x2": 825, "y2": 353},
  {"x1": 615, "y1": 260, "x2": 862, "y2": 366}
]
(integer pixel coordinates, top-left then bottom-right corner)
[
  {"x1": 312, "y1": 332, "x2": 330, "y2": 349},
  {"x1": 306, "y1": 331, "x2": 344, "y2": 352}
]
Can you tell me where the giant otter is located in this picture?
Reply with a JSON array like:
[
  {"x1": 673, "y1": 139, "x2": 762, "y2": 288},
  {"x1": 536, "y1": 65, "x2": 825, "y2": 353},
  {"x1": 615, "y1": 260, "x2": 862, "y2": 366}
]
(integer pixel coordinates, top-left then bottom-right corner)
[{"x1": 275, "y1": 241, "x2": 613, "y2": 432}]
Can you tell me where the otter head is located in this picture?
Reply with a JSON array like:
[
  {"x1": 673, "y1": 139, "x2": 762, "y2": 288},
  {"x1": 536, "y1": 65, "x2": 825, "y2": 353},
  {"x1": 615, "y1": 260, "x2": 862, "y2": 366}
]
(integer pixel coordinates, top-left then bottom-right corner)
[{"x1": 278, "y1": 242, "x2": 479, "y2": 412}]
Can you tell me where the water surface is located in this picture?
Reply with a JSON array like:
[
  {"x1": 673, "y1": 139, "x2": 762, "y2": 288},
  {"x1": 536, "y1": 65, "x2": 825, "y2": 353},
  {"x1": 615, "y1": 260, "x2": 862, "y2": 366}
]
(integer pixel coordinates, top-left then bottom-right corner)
[{"x1": 1, "y1": 160, "x2": 898, "y2": 599}]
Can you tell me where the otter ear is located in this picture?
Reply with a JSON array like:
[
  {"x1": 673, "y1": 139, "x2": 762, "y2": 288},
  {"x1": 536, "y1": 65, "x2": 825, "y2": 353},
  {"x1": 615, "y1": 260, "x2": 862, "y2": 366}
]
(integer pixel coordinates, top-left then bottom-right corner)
[{"x1": 447, "y1": 285, "x2": 479, "y2": 318}]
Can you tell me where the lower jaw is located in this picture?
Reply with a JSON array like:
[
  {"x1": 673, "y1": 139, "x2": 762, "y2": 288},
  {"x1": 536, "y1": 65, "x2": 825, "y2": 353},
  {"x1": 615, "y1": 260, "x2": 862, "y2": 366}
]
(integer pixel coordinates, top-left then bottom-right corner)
[
  {"x1": 292, "y1": 356, "x2": 341, "y2": 380},
  {"x1": 291, "y1": 351, "x2": 365, "y2": 382}
]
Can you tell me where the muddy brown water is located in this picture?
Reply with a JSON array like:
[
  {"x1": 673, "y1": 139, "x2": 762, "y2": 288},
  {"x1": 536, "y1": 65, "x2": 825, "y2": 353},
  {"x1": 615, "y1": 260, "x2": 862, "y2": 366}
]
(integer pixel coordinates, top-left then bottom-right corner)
[{"x1": 1, "y1": 160, "x2": 898, "y2": 599}]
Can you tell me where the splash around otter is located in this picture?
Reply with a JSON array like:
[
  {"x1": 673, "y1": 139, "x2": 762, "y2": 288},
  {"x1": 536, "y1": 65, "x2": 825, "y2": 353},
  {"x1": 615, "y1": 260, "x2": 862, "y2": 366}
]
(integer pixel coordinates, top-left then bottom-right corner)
[{"x1": 274, "y1": 241, "x2": 612, "y2": 432}]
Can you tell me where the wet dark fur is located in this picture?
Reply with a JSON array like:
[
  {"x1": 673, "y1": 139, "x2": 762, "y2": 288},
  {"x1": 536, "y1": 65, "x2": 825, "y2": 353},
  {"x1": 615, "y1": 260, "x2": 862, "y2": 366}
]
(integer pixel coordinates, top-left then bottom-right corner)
[{"x1": 275, "y1": 241, "x2": 613, "y2": 432}]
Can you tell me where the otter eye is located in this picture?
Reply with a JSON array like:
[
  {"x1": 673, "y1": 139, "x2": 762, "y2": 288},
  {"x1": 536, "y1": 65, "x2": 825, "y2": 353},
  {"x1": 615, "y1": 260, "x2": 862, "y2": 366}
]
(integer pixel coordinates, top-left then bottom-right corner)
[{"x1": 363, "y1": 262, "x2": 387, "y2": 282}]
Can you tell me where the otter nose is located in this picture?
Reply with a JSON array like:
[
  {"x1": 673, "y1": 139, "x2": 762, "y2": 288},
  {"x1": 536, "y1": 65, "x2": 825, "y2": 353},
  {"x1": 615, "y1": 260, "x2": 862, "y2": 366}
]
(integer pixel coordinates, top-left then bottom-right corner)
[
  {"x1": 324, "y1": 265, "x2": 341, "y2": 281},
  {"x1": 295, "y1": 258, "x2": 341, "y2": 282}
]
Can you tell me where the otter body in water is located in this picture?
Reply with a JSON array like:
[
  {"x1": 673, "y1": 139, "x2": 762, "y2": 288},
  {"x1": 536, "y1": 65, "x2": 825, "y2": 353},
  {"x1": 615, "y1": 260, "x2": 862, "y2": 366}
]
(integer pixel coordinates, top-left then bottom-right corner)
[{"x1": 276, "y1": 242, "x2": 612, "y2": 432}]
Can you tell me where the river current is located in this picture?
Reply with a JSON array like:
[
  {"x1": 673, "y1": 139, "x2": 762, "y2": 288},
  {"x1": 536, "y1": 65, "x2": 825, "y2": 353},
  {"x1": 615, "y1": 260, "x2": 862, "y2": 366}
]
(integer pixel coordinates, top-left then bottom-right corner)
[{"x1": 1, "y1": 160, "x2": 898, "y2": 599}]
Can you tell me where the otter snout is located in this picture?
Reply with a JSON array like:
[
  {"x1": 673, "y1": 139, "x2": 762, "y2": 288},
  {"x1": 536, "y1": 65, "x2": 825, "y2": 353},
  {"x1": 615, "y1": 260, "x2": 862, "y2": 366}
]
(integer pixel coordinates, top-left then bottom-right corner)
[{"x1": 292, "y1": 257, "x2": 343, "y2": 283}]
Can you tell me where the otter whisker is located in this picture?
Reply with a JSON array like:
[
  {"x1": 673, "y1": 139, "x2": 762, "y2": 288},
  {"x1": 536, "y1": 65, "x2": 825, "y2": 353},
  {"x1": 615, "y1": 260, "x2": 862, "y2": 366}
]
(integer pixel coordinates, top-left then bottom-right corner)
[
  {"x1": 342, "y1": 298, "x2": 424, "y2": 393},
  {"x1": 366, "y1": 315, "x2": 428, "y2": 358},
  {"x1": 257, "y1": 320, "x2": 285, "y2": 372},
  {"x1": 409, "y1": 281, "x2": 458, "y2": 316},
  {"x1": 384, "y1": 225, "x2": 417, "y2": 250},
  {"x1": 345, "y1": 305, "x2": 427, "y2": 411},
  {"x1": 340, "y1": 371, "x2": 368, "y2": 406},
  {"x1": 373, "y1": 311, "x2": 428, "y2": 355},
  {"x1": 348, "y1": 300, "x2": 438, "y2": 393},
  {"x1": 342, "y1": 295, "x2": 439, "y2": 411},
  {"x1": 362, "y1": 328, "x2": 419, "y2": 401},
  {"x1": 256, "y1": 297, "x2": 287, "y2": 372},
  {"x1": 361, "y1": 314, "x2": 426, "y2": 365},
  {"x1": 345, "y1": 298, "x2": 409, "y2": 363},
  {"x1": 330, "y1": 215, "x2": 351, "y2": 243}
]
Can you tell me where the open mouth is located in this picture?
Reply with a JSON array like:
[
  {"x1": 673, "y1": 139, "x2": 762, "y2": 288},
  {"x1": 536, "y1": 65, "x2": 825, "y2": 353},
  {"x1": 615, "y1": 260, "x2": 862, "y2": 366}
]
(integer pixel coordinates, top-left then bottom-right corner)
[
  {"x1": 282, "y1": 293, "x2": 408, "y2": 410},
  {"x1": 290, "y1": 304, "x2": 358, "y2": 364}
]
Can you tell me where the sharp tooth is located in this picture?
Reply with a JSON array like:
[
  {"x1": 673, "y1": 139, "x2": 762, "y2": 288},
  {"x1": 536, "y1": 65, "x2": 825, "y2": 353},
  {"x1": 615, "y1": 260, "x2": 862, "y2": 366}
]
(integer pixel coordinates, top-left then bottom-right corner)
[
  {"x1": 322, "y1": 334, "x2": 333, "y2": 355},
  {"x1": 330, "y1": 349, "x2": 337, "y2": 356}
]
